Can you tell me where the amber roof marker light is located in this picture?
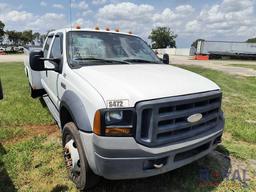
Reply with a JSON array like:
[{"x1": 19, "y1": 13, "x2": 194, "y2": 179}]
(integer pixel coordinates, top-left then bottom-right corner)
[{"x1": 74, "y1": 24, "x2": 81, "y2": 29}]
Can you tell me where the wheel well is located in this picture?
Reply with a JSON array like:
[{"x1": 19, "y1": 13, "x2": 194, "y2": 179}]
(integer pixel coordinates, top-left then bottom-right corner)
[{"x1": 60, "y1": 106, "x2": 74, "y2": 129}]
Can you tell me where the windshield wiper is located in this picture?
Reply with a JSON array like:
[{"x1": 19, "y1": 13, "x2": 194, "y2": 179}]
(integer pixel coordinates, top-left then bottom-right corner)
[
  {"x1": 74, "y1": 58, "x2": 130, "y2": 64},
  {"x1": 123, "y1": 59, "x2": 160, "y2": 64}
]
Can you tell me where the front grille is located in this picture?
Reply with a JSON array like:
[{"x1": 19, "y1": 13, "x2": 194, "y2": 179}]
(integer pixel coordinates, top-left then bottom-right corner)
[{"x1": 135, "y1": 91, "x2": 223, "y2": 147}]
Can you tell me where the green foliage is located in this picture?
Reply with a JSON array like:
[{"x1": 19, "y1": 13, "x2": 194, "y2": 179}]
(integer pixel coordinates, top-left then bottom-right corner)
[
  {"x1": 246, "y1": 37, "x2": 256, "y2": 43},
  {"x1": 6, "y1": 30, "x2": 35, "y2": 45},
  {"x1": 5, "y1": 30, "x2": 42, "y2": 45},
  {"x1": 21, "y1": 30, "x2": 33, "y2": 44},
  {"x1": 148, "y1": 27, "x2": 177, "y2": 49},
  {"x1": 0, "y1": 20, "x2": 5, "y2": 37}
]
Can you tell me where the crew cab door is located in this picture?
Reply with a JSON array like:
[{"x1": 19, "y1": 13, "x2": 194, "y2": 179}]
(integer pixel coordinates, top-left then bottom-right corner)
[{"x1": 41, "y1": 33, "x2": 63, "y2": 107}]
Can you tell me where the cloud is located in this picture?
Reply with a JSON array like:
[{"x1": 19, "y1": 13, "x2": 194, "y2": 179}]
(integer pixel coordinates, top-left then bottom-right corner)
[
  {"x1": 5, "y1": 10, "x2": 33, "y2": 22},
  {"x1": 27, "y1": 13, "x2": 67, "y2": 31},
  {"x1": 40, "y1": 1, "x2": 47, "y2": 7},
  {"x1": 185, "y1": 20, "x2": 201, "y2": 33},
  {"x1": 1, "y1": 0, "x2": 256, "y2": 46},
  {"x1": 0, "y1": 3, "x2": 9, "y2": 13},
  {"x1": 97, "y1": 2, "x2": 154, "y2": 34},
  {"x1": 53, "y1": 4, "x2": 64, "y2": 9},
  {"x1": 187, "y1": 0, "x2": 256, "y2": 39},
  {"x1": 92, "y1": 0, "x2": 107, "y2": 5},
  {"x1": 175, "y1": 5, "x2": 194, "y2": 14},
  {"x1": 96, "y1": 2, "x2": 197, "y2": 40},
  {"x1": 73, "y1": 18, "x2": 93, "y2": 27},
  {"x1": 98, "y1": 2, "x2": 154, "y2": 21},
  {"x1": 71, "y1": 1, "x2": 89, "y2": 10}
]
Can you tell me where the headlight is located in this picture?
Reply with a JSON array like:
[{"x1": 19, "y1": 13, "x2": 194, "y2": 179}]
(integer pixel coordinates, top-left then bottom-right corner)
[
  {"x1": 93, "y1": 109, "x2": 136, "y2": 137},
  {"x1": 105, "y1": 111, "x2": 123, "y2": 124}
]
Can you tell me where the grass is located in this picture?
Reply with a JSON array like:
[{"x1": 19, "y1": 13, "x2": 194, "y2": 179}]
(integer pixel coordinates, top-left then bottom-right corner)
[
  {"x1": 228, "y1": 64, "x2": 256, "y2": 71},
  {"x1": 0, "y1": 62, "x2": 53, "y2": 127},
  {"x1": 0, "y1": 62, "x2": 256, "y2": 191}
]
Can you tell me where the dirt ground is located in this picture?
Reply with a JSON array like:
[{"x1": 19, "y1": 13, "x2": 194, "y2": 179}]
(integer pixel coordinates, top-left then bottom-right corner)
[
  {"x1": 170, "y1": 55, "x2": 256, "y2": 76},
  {"x1": 0, "y1": 54, "x2": 25, "y2": 63}
]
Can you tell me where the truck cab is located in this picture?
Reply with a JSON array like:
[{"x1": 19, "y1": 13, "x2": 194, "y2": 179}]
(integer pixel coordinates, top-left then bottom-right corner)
[{"x1": 24, "y1": 28, "x2": 224, "y2": 190}]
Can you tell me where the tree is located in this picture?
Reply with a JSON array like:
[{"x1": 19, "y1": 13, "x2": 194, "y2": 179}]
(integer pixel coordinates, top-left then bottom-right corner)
[
  {"x1": 33, "y1": 32, "x2": 40, "y2": 41},
  {"x1": 0, "y1": 20, "x2": 5, "y2": 44},
  {"x1": 21, "y1": 30, "x2": 33, "y2": 44},
  {"x1": 246, "y1": 38, "x2": 256, "y2": 43},
  {"x1": 0, "y1": 20, "x2": 5, "y2": 37},
  {"x1": 6, "y1": 30, "x2": 20, "y2": 45},
  {"x1": 148, "y1": 27, "x2": 177, "y2": 49}
]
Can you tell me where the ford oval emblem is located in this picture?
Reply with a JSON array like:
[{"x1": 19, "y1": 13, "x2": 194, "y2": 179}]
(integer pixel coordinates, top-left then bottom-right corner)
[{"x1": 187, "y1": 113, "x2": 203, "y2": 123}]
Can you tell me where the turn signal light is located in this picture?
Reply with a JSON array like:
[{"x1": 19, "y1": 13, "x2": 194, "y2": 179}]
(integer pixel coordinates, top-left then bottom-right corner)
[
  {"x1": 105, "y1": 127, "x2": 133, "y2": 137},
  {"x1": 93, "y1": 110, "x2": 101, "y2": 135}
]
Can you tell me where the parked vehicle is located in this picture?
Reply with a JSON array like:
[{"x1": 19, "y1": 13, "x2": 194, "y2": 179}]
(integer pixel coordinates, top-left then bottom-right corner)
[
  {"x1": 14, "y1": 46, "x2": 24, "y2": 52},
  {"x1": 196, "y1": 40, "x2": 256, "y2": 59},
  {"x1": 24, "y1": 28, "x2": 224, "y2": 190}
]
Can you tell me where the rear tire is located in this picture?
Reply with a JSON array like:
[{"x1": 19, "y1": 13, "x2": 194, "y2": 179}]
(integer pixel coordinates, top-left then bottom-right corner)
[{"x1": 62, "y1": 122, "x2": 100, "y2": 190}]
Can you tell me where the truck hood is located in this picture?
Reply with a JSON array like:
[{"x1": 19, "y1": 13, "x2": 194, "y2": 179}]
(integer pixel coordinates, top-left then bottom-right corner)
[{"x1": 74, "y1": 64, "x2": 220, "y2": 107}]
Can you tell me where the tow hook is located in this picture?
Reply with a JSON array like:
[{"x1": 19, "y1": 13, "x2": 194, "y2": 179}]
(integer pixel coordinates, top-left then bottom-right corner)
[{"x1": 153, "y1": 163, "x2": 164, "y2": 169}]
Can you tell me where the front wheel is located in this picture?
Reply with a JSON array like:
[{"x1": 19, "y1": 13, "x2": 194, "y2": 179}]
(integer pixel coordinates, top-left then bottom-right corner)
[{"x1": 62, "y1": 122, "x2": 100, "y2": 190}]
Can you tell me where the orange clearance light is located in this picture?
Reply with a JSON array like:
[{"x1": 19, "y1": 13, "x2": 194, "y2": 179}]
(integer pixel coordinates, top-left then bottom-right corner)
[
  {"x1": 95, "y1": 26, "x2": 100, "y2": 30},
  {"x1": 115, "y1": 28, "x2": 120, "y2": 32},
  {"x1": 128, "y1": 31, "x2": 132, "y2": 35},
  {"x1": 105, "y1": 27, "x2": 110, "y2": 31},
  {"x1": 74, "y1": 24, "x2": 81, "y2": 29}
]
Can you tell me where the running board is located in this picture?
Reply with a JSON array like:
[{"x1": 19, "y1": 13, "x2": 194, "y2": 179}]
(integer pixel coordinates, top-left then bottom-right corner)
[{"x1": 42, "y1": 95, "x2": 61, "y2": 128}]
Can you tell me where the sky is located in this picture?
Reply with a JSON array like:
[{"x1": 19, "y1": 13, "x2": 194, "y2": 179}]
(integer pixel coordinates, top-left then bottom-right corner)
[{"x1": 0, "y1": 0, "x2": 256, "y2": 47}]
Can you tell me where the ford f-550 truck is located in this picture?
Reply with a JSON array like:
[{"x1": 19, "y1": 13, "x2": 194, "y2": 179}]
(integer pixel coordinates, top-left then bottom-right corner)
[{"x1": 24, "y1": 28, "x2": 224, "y2": 190}]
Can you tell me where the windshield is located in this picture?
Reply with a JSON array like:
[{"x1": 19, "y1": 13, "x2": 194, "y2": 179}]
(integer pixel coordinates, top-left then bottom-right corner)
[{"x1": 67, "y1": 31, "x2": 161, "y2": 66}]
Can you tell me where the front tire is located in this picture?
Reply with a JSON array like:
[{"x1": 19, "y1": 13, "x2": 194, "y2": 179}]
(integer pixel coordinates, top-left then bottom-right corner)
[{"x1": 62, "y1": 122, "x2": 100, "y2": 190}]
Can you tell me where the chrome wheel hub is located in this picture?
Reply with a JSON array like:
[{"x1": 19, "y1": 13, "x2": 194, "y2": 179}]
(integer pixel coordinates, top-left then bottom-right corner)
[{"x1": 64, "y1": 139, "x2": 80, "y2": 178}]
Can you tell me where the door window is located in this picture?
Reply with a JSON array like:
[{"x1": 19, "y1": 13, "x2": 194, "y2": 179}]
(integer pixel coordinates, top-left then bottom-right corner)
[
  {"x1": 50, "y1": 35, "x2": 62, "y2": 58},
  {"x1": 43, "y1": 36, "x2": 53, "y2": 58}
]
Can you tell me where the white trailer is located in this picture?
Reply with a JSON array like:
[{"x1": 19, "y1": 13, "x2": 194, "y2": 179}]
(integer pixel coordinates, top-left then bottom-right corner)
[{"x1": 196, "y1": 40, "x2": 256, "y2": 59}]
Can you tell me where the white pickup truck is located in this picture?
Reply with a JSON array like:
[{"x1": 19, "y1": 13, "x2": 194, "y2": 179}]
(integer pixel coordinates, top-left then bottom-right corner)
[{"x1": 24, "y1": 28, "x2": 224, "y2": 190}]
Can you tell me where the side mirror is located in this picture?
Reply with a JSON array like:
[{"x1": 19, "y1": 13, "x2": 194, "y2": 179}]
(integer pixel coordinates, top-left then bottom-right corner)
[
  {"x1": 29, "y1": 50, "x2": 61, "y2": 72},
  {"x1": 163, "y1": 54, "x2": 169, "y2": 64},
  {"x1": 0, "y1": 80, "x2": 3, "y2": 100},
  {"x1": 30, "y1": 50, "x2": 45, "y2": 71}
]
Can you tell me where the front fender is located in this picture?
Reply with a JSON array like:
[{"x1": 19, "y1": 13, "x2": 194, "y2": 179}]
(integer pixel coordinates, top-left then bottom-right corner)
[{"x1": 60, "y1": 90, "x2": 92, "y2": 132}]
